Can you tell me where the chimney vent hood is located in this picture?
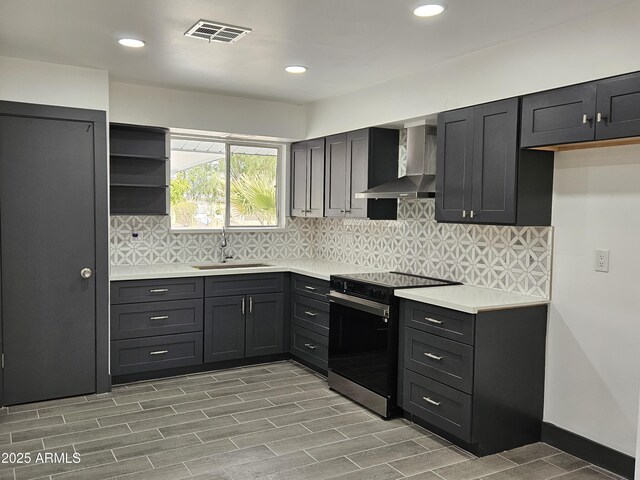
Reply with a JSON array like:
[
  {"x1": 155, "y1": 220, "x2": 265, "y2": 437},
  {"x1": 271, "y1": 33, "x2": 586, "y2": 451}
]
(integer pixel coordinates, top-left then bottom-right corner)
[{"x1": 355, "y1": 125, "x2": 437, "y2": 199}]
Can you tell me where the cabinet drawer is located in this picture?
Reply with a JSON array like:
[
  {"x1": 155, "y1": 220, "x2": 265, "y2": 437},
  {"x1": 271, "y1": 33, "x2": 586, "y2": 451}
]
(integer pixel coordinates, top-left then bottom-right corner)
[
  {"x1": 405, "y1": 327, "x2": 473, "y2": 394},
  {"x1": 292, "y1": 294, "x2": 329, "y2": 336},
  {"x1": 111, "y1": 333, "x2": 203, "y2": 375},
  {"x1": 292, "y1": 275, "x2": 330, "y2": 302},
  {"x1": 205, "y1": 274, "x2": 283, "y2": 297},
  {"x1": 111, "y1": 299, "x2": 203, "y2": 340},
  {"x1": 111, "y1": 278, "x2": 204, "y2": 304},
  {"x1": 291, "y1": 324, "x2": 328, "y2": 371},
  {"x1": 403, "y1": 370, "x2": 472, "y2": 443},
  {"x1": 404, "y1": 300, "x2": 474, "y2": 345}
]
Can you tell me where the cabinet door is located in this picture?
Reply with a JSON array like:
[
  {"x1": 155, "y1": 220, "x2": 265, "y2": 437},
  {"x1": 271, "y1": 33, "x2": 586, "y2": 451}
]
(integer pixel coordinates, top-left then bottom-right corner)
[
  {"x1": 245, "y1": 293, "x2": 285, "y2": 357},
  {"x1": 204, "y1": 296, "x2": 245, "y2": 362},
  {"x1": 307, "y1": 138, "x2": 325, "y2": 218},
  {"x1": 471, "y1": 98, "x2": 519, "y2": 224},
  {"x1": 435, "y1": 107, "x2": 474, "y2": 223},
  {"x1": 290, "y1": 142, "x2": 308, "y2": 217},
  {"x1": 325, "y1": 133, "x2": 347, "y2": 217},
  {"x1": 345, "y1": 129, "x2": 370, "y2": 218},
  {"x1": 520, "y1": 83, "x2": 597, "y2": 147},
  {"x1": 595, "y1": 72, "x2": 640, "y2": 140}
]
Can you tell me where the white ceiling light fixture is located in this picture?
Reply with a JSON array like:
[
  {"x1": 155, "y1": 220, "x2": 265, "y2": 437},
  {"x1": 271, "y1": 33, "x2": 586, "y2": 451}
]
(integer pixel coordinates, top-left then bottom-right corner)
[
  {"x1": 413, "y1": 4, "x2": 446, "y2": 17},
  {"x1": 285, "y1": 65, "x2": 308, "y2": 74},
  {"x1": 118, "y1": 38, "x2": 146, "y2": 48}
]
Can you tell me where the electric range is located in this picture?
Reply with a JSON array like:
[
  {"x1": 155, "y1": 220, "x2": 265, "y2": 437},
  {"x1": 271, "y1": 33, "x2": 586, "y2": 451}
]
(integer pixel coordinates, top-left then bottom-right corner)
[{"x1": 327, "y1": 271, "x2": 460, "y2": 418}]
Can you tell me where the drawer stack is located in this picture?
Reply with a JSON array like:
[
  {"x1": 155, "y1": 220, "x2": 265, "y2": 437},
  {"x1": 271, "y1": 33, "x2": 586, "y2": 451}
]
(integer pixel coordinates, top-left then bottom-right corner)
[
  {"x1": 290, "y1": 274, "x2": 330, "y2": 372},
  {"x1": 399, "y1": 299, "x2": 548, "y2": 456},
  {"x1": 110, "y1": 278, "x2": 204, "y2": 376}
]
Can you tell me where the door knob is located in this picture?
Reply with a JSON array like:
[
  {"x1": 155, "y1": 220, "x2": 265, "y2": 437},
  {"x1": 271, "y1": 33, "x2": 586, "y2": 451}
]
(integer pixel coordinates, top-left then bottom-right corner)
[{"x1": 80, "y1": 268, "x2": 93, "y2": 279}]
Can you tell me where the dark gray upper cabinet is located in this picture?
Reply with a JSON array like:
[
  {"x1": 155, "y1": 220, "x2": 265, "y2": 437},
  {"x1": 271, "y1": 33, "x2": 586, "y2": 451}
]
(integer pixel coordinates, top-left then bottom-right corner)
[
  {"x1": 245, "y1": 293, "x2": 285, "y2": 357},
  {"x1": 521, "y1": 71, "x2": 640, "y2": 148},
  {"x1": 436, "y1": 107, "x2": 474, "y2": 223},
  {"x1": 109, "y1": 123, "x2": 170, "y2": 216},
  {"x1": 595, "y1": 72, "x2": 640, "y2": 140},
  {"x1": 437, "y1": 98, "x2": 555, "y2": 226},
  {"x1": 290, "y1": 138, "x2": 325, "y2": 218},
  {"x1": 324, "y1": 133, "x2": 348, "y2": 217},
  {"x1": 325, "y1": 127, "x2": 399, "y2": 220},
  {"x1": 204, "y1": 295, "x2": 246, "y2": 362}
]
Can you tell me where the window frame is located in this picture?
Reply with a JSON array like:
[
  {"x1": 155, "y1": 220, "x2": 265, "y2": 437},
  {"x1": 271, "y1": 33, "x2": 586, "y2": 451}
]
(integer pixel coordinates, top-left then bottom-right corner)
[{"x1": 169, "y1": 135, "x2": 287, "y2": 233}]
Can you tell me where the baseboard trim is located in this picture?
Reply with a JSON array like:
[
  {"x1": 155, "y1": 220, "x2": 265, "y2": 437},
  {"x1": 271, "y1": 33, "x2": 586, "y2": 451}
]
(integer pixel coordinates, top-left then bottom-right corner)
[{"x1": 541, "y1": 422, "x2": 635, "y2": 479}]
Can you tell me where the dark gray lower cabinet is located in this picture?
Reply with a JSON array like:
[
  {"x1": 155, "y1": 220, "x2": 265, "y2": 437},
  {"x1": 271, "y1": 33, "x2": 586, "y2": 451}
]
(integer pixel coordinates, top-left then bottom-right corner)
[
  {"x1": 399, "y1": 300, "x2": 548, "y2": 456},
  {"x1": 204, "y1": 296, "x2": 245, "y2": 362},
  {"x1": 246, "y1": 293, "x2": 285, "y2": 357},
  {"x1": 289, "y1": 274, "x2": 330, "y2": 373},
  {"x1": 111, "y1": 333, "x2": 203, "y2": 375},
  {"x1": 204, "y1": 293, "x2": 285, "y2": 361}
]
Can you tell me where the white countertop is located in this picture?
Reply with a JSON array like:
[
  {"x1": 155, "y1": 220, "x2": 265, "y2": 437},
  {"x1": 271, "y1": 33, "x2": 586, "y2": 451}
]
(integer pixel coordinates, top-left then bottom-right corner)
[
  {"x1": 395, "y1": 285, "x2": 549, "y2": 314},
  {"x1": 109, "y1": 258, "x2": 382, "y2": 282}
]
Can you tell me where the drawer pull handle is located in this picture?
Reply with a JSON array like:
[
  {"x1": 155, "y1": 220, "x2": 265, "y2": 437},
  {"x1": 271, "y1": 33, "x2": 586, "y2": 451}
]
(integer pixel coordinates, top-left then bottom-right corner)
[
  {"x1": 149, "y1": 315, "x2": 169, "y2": 321},
  {"x1": 304, "y1": 286, "x2": 317, "y2": 291},
  {"x1": 304, "y1": 343, "x2": 317, "y2": 350},
  {"x1": 304, "y1": 311, "x2": 317, "y2": 317},
  {"x1": 424, "y1": 352, "x2": 443, "y2": 361},
  {"x1": 425, "y1": 317, "x2": 443, "y2": 325},
  {"x1": 423, "y1": 396, "x2": 442, "y2": 406},
  {"x1": 149, "y1": 288, "x2": 169, "y2": 294},
  {"x1": 150, "y1": 350, "x2": 168, "y2": 355}
]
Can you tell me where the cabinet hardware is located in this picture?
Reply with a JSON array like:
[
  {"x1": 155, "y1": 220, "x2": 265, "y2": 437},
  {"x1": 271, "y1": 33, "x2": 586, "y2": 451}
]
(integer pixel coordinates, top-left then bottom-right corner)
[
  {"x1": 304, "y1": 285, "x2": 317, "y2": 291},
  {"x1": 424, "y1": 352, "x2": 443, "y2": 361},
  {"x1": 80, "y1": 268, "x2": 93, "y2": 279},
  {"x1": 423, "y1": 396, "x2": 442, "y2": 406},
  {"x1": 149, "y1": 315, "x2": 169, "y2": 321},
  {"x1": 424, "y1": 317, "x2": 443, "y2": 325},
  {"x1": 462, "y1": 210, "x2": 466, "y2": 218},
  {"x1": 150, "y1": 350, "x2": 168, "y2": 355},
  {"x1": 1, "y1": 354, "x2": 4, "y2": 369},
  {"x1": 304, "y1": 343, "x2": 317, "y2": 350},
  {"x1": 339, "y1": 210, "x2": 345, "y2": 213},
  {"x1": 241, "y1": 297, "x2": 246, "y2": 314},
  {"x1": 149, "y1": 288, "x2": 169, "y2": 294},
  {"x1": 249, "y1": 296, "x2": 253, "y2": 314},
  {"x1": 582, "y1": 114, "x2": 594, "y2": 125},
  {"x1": 470, "y1": 210, "x2": 475, "y2": 219},
  {"x1": 597, "y1": 112, "x2": 602, "y2": 123},
  {"x1": 304, "y1": 311, "x2": 317, "y2": 317},
  {"x1": 345, "y1": 210, "x2": 351, "y2": 213}
]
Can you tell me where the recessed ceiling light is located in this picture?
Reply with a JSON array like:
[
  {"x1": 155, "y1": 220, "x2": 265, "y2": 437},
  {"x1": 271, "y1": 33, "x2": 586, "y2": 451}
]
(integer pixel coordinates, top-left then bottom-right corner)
[
  {"x1": 285, "y1": 65, "x2": 308, "y2": 74},
  {"x1": 413, "y1": 4, "x2": 445, "y2": 17},
  {"x1": 118, "y1": 38, "x2": 146, "y2": 48}
]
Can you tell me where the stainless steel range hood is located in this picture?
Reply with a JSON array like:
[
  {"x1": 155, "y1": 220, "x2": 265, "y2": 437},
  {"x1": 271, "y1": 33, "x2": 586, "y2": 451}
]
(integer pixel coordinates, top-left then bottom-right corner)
[{"x1": 356, "y1": 125, "x2": 436, "y2": 199}]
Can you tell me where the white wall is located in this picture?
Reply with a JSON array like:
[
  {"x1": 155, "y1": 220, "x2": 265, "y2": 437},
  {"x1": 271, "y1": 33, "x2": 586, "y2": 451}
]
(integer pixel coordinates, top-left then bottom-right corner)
[
  {"x1": 306, "y1": 0, "x2": 640, "y2": 138},
  {"x1": 0, "y1": 56, "x2": 109, "y2": 111},
  {"x1": 109, "y1": 81, "x2": 305, "y2": 141},
  {"x1": 546, "y1": 145, "x2": 640, "y2": 457}
]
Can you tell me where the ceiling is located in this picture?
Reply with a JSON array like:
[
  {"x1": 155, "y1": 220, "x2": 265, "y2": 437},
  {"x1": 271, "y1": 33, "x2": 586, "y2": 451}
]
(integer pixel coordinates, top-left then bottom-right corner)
[{"x1": 0, "y1": 0, "x2": 631, "y2": 104}]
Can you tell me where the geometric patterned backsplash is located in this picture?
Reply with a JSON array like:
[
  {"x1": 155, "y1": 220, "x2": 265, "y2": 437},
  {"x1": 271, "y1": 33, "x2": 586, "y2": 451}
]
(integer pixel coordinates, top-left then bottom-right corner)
[
  {"x1": 313, "y1": 199, "x2": 553, "y2": 298},
  {"x1": 110, "y1": 199, "x2": 553, "y2": 298},
  {"x1": 109, "y1": 215, "x2": 316, "y2": 266},
  {"x1": 110, "y1": 129, "x2": 553, "y2": 298}
]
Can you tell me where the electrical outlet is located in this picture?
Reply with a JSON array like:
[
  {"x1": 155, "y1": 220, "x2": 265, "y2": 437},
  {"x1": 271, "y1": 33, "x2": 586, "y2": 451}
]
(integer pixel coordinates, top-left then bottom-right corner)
[
  {"x1": 595, "y1": 249, "x2": 610, "y2": 273},
  {"x1": 131, "y1": 231, "x2": 143, "y2": 243}
]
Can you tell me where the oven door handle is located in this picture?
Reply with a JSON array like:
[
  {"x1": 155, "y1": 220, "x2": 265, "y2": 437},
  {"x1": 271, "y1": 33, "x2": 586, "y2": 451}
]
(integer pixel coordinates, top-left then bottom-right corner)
[{"x1": 328, "y1": 291, "x2": 390, "y2": 318}]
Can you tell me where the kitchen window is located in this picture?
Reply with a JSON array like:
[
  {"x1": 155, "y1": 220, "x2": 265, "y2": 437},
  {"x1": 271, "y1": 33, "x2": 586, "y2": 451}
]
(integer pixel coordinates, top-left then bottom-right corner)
[{"x1": 170, "y1": 136, "x2": 283, "y2": 231}]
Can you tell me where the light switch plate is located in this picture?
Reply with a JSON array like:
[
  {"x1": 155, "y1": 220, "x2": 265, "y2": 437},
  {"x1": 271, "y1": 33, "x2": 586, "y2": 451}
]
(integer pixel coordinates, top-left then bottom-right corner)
[{"x1": 595, "y1": 249, "x2": 610, "y2": 273}]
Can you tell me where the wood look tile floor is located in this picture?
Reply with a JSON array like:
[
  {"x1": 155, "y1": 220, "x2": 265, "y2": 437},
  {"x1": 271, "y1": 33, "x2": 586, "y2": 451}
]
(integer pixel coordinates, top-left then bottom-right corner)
[{"x1": 0, "y1": 361, "x2": 624, "y2": 480}]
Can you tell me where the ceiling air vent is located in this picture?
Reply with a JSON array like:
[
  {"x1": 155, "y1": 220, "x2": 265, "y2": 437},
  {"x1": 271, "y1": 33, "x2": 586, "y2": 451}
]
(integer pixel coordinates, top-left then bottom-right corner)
[{"x1": 184, "y1": 19, "x2": 252, "y2": 44}]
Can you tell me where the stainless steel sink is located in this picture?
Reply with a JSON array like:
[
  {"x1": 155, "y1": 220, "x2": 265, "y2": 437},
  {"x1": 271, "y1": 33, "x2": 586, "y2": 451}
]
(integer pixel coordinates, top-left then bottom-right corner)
[{"x1": 193, "y1": 263, "x2": 271, "y2": 270}]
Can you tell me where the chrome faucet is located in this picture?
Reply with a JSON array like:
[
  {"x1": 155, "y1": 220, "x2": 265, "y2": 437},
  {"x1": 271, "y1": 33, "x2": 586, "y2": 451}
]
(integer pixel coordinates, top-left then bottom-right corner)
[{"x1": 220, "y1": 226, "x2": 233, "y2": 263}]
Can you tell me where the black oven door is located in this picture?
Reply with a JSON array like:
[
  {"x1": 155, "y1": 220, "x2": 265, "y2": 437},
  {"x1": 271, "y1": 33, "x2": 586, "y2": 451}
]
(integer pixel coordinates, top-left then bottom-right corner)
[{"x1": 328, "y1": 291, "x2": 395, "y2": 398}]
